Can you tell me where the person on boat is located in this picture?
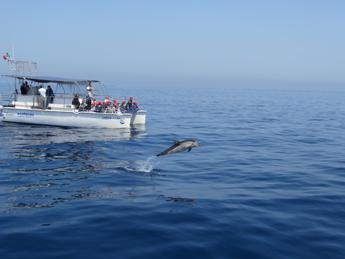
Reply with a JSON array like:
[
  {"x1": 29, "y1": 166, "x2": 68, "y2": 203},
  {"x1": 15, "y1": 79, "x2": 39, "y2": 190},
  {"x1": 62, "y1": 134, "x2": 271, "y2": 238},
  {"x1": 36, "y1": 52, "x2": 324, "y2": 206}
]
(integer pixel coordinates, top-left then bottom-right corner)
[
  {"x1": 102, "y1": 96, "x2": 110, "y2": 113},
  {"x1": 46, "y1": 85, "x2": 55, "y2": 104},
  {"x1": 113, "y1": 100, "x2": 118, "y2": 111},
  {"x1": 20, "y1": 81, "x2": 30, "y2": 95},
  {"x1": 91, "y1": 100, "x2": 97, "y2": 110},
  {"x1": 24, "y1": 81, "x2": 31, "y2": 94},
  {"x1": 38, "y1": 85, "x2": 46, "y2": 97},
  {"x1": 87, "y1": 82, "x2": 94, "y2": 99},
  {"x1": 133, "y1": 101, "x2": 139, "y2": 111},
  {"x1": 104, "y1": 96, "x2": 111, "y2": 106},
  {"x1": 38, "y1": 85, "x2": 47, "y2": 108},
  {"x1": 85, "y1": 95, "x2": 92, "y2": 111},
  {"x1": 20, "y1": 82, "x2": 27, "y2": 95},
  {"x1": 125, "y1": 97, "x2": 134, "y2": 111},
  {"x1": 120, "y1": 100, "x2": 126, "y2": 112},
  {"x1": 78, "y1": 98, "x2": 85, "y2": 111},
  {"x1": 94, "y1": 101, "x2": 103, "y2": 112},
  {"x1": 72, "y1": 94, "x2": 80, "y2": 109}
]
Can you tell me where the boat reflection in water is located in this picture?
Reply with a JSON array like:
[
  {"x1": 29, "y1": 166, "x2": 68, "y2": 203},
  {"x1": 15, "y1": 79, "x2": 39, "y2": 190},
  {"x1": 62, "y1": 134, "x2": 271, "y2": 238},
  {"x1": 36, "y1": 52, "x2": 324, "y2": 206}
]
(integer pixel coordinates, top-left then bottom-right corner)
[
  {"x1": 0, "y1": 123, "x2": 147, "y2": 211},
  {"x1": 4, "y1": 123, "x2": 146, "y2": 146}
]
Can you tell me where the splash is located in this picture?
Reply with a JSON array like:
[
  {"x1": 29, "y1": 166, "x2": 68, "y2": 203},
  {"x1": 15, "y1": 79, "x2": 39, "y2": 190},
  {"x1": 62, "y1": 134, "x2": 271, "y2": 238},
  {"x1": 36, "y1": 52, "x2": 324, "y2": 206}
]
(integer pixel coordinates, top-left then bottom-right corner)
[{"x1": 121, "y1": 156, "x2": 159, "y2": 173}]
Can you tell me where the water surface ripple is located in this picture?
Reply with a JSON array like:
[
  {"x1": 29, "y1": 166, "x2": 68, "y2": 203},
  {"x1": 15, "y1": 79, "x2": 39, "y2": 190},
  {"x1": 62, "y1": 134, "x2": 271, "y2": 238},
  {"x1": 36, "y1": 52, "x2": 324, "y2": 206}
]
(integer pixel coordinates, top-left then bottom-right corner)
[{"x1": 1, "y1": 87, "x2": 345, "y2": 258}]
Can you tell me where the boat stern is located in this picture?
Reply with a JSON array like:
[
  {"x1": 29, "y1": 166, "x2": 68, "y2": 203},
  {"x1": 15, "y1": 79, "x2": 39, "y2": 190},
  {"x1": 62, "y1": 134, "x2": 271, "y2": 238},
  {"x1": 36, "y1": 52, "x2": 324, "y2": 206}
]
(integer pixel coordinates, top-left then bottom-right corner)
[{"x1": 130, "y1": 110, "x2": 146, "y2": 125}]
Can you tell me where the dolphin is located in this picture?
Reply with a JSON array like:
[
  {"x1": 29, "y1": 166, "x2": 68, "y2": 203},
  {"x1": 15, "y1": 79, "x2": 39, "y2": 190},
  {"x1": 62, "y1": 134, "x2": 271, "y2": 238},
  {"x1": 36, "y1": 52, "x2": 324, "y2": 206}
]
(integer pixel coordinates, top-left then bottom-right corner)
[{"x1": 157, "y1": 139, "x2": 200, "y2": 157}]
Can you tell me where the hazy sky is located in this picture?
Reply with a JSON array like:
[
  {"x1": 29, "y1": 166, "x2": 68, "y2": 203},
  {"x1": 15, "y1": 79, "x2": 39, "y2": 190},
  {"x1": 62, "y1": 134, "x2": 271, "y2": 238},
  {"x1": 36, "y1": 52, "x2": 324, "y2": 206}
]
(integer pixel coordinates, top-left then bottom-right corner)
[{"x1": 0, "y1": 0, "x2": 344, "y2": 87}]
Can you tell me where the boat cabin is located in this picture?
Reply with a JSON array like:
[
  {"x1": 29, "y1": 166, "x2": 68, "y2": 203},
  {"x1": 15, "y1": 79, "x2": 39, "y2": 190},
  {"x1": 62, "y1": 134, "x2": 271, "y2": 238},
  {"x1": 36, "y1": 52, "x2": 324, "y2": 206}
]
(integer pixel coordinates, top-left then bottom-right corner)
[{"x1": 4, "y1": 75, "x2": 98, "y2": 111}]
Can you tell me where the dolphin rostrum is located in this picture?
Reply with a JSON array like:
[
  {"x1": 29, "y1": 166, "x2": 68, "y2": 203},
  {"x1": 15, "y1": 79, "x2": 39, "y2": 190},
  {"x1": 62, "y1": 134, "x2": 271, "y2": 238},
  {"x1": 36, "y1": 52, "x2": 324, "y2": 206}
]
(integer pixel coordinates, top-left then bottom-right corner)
[{"x1": 157, "y1": 139, "x2": 200, "y2": 157}]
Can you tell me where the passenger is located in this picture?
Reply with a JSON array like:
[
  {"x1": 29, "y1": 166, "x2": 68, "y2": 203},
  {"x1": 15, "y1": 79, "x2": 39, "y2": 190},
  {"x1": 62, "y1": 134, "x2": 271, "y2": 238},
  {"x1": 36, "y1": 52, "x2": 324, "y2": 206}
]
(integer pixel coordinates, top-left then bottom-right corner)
[
  {"x1": 38, "y1": 85, "x2": 46, "y2": 96},
  {"x1": 104, "y1": 96, "x2": 111, "y2": 107},
  {"x1": 102, "y1": 97, "x2": 110, "y2": 113},
  {"x1": 87, "y1": 82, "x2": 94, "y2": 99},
  {"x1": 133, "y1": 101, "x2": 139, "y2": 111},
  {"x1": 125, "y1": 97, "x2": 134, "y2": 110},
  {"x1": 79, "y1": 98, "x2": 86, "y2": 111},
  {"x1": 85, "y1": 95, "x2": 92, "y2": 111},
  {"x1": 38, "y1": 85, "x2": 47, "y2": 108},
  {"x1": 99, "y1": 101, "x2": 104, "y2": 112},
  {"x1": 20, "y1": 81, "x2": 30, "y2": 95},
  {"x1": 109, "y1": 100, "x2": 118, "y2": 113},
  {"x1": 120, "y1": 100, "x2": 126, "y2": 112},
  {"x1": 24, "y1": 81, "x2": 30, "y2": 94},
  {"x1": 46, "y1": 85, "x2": 55, "y2": 104},
  {"x1": 94, "y1": 101, "x2": 103, "y2": 112},
  {"x1": 113, "y1": 100, "x2": 118, "y2": 111},
  {"x1": 72, "y1": 94, "x2": 80, "y2": 109},
  {"x1": 20, "y1": 82, "x2": 27, "y2": 95}
]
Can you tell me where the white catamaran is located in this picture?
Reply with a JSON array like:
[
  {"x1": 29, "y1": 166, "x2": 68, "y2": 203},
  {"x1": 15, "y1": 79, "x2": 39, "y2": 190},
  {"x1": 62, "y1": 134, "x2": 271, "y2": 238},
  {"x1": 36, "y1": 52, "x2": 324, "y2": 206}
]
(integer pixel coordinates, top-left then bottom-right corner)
[{"x1": 0, "y1": 56, "x2": 146, "y2": 129}]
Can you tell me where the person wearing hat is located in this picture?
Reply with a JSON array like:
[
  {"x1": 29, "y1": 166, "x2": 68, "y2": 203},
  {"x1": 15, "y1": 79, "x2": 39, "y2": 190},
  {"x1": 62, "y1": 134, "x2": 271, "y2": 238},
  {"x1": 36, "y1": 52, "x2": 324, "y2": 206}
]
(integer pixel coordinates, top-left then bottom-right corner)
[
  {"x1": 102, "y1": 96, "x2": 111, "y2": 112},
  {"x1": 120, "y1": 100, "x2": 126, "y2": 112},
  {"x1": 104, "y1": 96, "x2": 111, "y2": 104},
  {"x1": 95, "y1": 101, "x2": 103, "y2": 113},
  {"x1": 112, "y1": 99, "x2": 119, "y2": 112},
  {"x1": 133, "y1": 101, "x2": 139, "y2": 111}
]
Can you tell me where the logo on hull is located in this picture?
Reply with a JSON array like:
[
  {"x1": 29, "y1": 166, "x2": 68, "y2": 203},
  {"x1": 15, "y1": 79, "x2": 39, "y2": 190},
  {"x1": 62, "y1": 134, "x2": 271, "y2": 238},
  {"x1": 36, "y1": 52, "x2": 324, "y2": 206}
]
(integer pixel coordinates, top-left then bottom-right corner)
[{"x1": 16, "y1": 112, "x2": 34, "y2": 118}]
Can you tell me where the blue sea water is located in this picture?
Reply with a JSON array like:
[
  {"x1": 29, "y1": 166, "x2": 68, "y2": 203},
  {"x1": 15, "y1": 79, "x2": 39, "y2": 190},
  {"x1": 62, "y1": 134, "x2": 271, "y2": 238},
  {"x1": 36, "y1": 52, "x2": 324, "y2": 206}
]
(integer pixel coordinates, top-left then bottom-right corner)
[{"x1": 1, "y1": 86, "x2": 345, "y2": 259}]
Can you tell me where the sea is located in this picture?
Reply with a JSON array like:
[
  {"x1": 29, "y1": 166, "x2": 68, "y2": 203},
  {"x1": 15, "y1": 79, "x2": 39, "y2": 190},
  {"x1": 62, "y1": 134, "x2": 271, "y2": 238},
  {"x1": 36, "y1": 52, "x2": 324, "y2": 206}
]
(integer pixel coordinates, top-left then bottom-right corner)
[{"x1": 1, "y1": 85, "x2": 345, "y2": 259}]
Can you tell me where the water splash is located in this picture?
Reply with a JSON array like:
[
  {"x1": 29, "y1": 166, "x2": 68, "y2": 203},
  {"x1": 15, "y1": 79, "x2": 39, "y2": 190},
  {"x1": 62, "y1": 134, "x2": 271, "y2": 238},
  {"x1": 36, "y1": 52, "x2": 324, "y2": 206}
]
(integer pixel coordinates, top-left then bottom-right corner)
[{"x1": 121, "y1": 156, "x2": 159, "y2": 173}]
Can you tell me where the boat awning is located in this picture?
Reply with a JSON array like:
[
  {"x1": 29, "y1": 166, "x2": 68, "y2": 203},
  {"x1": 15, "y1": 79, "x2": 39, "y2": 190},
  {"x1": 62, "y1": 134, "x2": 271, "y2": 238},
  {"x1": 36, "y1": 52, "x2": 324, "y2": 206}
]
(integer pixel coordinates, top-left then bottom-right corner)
[{"x1": 1, "y1": 75, "x2": 99, "y2": 85}]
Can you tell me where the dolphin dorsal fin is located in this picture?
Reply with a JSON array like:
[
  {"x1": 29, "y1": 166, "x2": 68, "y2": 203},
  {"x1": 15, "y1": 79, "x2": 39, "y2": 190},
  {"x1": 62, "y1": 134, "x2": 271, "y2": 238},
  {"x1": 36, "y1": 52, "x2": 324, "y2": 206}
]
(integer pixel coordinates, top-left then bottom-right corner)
[{"x1": 173, "y1": 139, "x2": 179, "y2": 144}]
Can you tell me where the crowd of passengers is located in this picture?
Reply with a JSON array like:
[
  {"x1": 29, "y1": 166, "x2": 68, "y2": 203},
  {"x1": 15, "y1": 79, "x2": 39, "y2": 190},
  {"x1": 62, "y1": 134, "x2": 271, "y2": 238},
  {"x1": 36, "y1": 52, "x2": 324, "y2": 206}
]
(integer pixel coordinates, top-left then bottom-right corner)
[
  {"x1": 19, "y1": 81, "x2": 140, "y2": 113},
  {"x1": 20, "y1": 81, "x2": 55, "y2": 108},
  {"x1": 72, "y1": 95, "x2": 140, "y2": 113}
]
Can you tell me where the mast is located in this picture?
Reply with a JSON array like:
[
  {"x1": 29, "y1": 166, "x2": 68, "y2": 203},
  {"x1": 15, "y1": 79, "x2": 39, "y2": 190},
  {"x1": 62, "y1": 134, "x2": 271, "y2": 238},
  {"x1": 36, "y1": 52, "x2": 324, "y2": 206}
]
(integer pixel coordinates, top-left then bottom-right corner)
[{"x1": 13, "y1": 47, "x2": 17, "y2": 93}]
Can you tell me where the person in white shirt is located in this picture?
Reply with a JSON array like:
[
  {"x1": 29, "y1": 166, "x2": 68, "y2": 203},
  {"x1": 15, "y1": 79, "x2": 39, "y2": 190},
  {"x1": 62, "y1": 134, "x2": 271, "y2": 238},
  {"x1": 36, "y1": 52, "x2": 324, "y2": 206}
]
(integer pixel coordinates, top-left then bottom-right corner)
[
  {"x1": 38, "y1": 86, "x2": 47, "y2": 108},
  {"x1": 87, "y1": 82, "x2": 94, "y2": 99}
]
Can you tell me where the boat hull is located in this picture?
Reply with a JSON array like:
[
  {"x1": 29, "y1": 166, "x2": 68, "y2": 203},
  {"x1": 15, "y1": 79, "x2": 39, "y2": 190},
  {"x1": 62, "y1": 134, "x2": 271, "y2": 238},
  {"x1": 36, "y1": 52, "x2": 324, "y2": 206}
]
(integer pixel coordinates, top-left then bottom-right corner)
[{"x1": 0, "y1": 107, "x2": 132, "y2": 129}]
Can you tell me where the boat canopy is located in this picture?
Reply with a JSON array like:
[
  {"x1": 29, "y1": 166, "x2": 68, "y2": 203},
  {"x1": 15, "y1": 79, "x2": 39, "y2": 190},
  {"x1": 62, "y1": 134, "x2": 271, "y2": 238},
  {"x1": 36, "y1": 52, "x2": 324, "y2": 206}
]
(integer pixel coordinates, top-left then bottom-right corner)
[{"x1": 2, "y1": 75, "x2": 99, "y2": 85}]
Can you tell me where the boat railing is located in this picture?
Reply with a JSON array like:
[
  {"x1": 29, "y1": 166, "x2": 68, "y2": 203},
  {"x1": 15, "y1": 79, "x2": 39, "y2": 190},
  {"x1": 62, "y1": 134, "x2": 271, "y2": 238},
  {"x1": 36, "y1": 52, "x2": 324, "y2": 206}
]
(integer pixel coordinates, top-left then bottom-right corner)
[
  {"x1": 5, "y1": 92, "x2": 145, "y2": 111},
  {"x1": 93, "y1": 95, "x2": 142, "y2": 102},
  {"x1": 0, "y1": 93, "x2": 16, "y2": 105}
]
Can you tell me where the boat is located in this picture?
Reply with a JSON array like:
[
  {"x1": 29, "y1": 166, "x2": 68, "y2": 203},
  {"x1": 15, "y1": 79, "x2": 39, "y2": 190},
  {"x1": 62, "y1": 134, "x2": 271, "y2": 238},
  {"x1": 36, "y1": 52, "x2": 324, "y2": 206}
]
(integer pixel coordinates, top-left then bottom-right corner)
[{"x1": 0, "y1": 75, "x2": 146, "y2": 128}]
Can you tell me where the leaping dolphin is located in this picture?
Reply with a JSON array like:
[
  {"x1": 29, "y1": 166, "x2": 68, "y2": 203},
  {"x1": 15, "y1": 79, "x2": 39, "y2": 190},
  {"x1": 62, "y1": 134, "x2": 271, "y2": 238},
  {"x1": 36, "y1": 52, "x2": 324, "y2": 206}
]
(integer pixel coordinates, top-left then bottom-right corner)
[{"x1": 157, "y1": 139, "x2": 200, "y2": 157}]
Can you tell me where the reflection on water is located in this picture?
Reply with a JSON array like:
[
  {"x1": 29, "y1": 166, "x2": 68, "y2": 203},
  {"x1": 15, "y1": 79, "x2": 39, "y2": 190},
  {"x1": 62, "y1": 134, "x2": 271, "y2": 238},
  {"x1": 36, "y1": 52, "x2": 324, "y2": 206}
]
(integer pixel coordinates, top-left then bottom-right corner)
[
  {"x1": 0, "y1": 123, "x2": 148, "y2": 211},
  {"x1": 2, "y1": 123, "x2": 146, "y2": 146}
]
